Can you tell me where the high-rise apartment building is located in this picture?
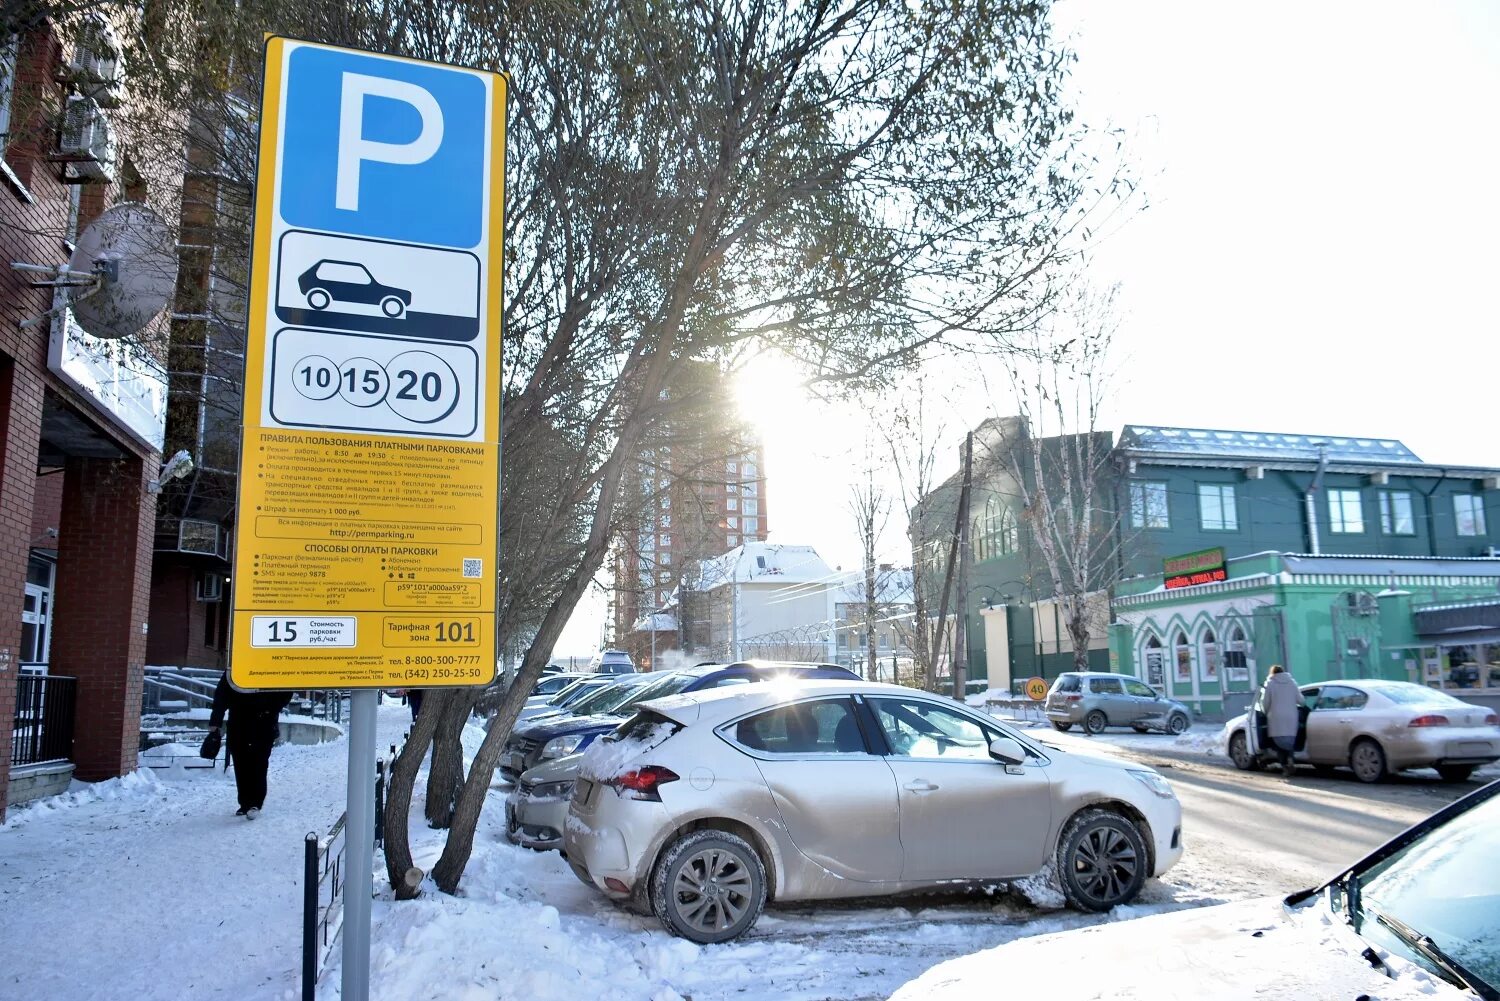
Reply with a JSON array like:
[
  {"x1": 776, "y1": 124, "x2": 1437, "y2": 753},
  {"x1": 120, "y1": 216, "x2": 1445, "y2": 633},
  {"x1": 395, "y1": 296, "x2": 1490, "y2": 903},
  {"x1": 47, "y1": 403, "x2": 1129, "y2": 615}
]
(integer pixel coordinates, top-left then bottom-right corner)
[{"x1": 610, "y1": 363, "x2": 769, "y2": 667}]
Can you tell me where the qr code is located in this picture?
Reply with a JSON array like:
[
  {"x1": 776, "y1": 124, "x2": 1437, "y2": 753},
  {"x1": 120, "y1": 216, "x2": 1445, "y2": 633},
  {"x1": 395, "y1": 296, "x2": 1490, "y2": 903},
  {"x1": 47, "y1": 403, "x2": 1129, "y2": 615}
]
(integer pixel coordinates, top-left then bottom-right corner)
[{"x1": 462, "y1": 558, "x2": 482, "y2": 578}]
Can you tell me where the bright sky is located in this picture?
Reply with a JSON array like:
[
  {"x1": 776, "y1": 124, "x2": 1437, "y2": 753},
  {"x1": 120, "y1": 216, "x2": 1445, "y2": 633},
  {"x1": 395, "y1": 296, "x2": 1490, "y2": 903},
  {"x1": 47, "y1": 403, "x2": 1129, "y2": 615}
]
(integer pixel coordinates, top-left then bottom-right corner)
[{"x1": 554, "y1": 0, "x2": 1500, "y2": 660}]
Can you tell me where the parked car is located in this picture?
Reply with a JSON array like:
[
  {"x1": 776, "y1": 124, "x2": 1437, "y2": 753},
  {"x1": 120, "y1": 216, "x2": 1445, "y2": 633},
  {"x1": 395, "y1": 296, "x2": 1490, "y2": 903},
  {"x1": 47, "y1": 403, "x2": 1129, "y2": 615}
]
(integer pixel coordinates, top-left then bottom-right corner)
[
  {"x1": 516, "y1": 675, "x2": 611, "y2": 725},
  {"x1": 590, "y1": 649, "x2": 636, "y2": 675},
  {"x1": 1227, "y1": 678, "x2": 1500, "y2": 783},
  {"x1": 891, "y1": 779, "x2": 1500, "y2": 1001},
  {"x1": 565, "y1": 679, "x2": 1182, "y2": 944},
  {"x1": 1044, "y1": 671, "x2": 1193, "y2": 735},
  {"x1": 499, "y1": 673, "x2": 666, "y2": 780},
  {"x1": 505, "y1": 661, "x2": 861, "y2": 849}
]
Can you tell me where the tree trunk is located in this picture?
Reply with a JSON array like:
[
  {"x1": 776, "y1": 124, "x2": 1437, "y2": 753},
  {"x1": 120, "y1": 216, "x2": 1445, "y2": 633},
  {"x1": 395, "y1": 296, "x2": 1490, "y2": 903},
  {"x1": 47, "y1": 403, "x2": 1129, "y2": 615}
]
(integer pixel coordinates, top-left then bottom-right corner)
[
  {"x1": 424, "y1": 691, "x2": 472, "y2": 829},
  {"x1": 382, "y1": 688, "x2": 447, "y2": 899}
]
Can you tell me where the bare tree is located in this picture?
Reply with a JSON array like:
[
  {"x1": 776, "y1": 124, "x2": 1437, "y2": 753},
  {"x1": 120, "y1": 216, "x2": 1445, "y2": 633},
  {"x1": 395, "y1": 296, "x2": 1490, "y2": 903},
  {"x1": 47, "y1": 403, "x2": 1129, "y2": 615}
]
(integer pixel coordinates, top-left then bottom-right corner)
[
  {"x1": 884, "y1": 381, "x2": 950, "y2": 691},
  {"x1": 848, "y1": 440, "x2": 890, "y2": 680},
  {"x1": 995, "y1": 286, "x2": 1124, "y2": 671}
]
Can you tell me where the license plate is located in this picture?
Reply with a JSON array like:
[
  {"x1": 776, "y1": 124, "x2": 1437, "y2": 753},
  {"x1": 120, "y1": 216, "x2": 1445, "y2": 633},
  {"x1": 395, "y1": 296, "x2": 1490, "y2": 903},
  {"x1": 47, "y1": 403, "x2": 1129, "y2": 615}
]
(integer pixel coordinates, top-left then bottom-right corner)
[
  {"x1": 1458, "y1": 741, "x2": 1493, "y2": 756},
  {"x1": 509, "y1": 753, "x2": 526, "y2": 774},
  {"x1": 504, "y1": 800, "x2": 517, "y2": 831},
  {"x1": 575, "y1": 778, "x2": 594, "y2": 805}
]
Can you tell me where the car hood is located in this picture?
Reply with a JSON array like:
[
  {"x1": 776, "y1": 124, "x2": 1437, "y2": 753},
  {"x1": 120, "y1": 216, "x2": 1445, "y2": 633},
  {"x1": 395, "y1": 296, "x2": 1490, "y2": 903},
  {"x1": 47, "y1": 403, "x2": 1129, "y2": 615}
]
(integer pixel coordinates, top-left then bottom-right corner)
[
  {"x1": 889, "y1": 896, "x2": 1473, "y2": 1001},
  {"x1": 515, "y1": 712, "x2": 625, "y2": 741},
  {"x1": 518, "y1": 752, "x2": 585, "y2": 785}
]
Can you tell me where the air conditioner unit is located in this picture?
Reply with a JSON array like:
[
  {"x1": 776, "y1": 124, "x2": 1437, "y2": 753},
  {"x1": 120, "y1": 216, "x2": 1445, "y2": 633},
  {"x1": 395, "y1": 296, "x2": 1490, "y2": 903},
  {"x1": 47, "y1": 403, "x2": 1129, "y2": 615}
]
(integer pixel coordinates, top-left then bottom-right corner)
[
  {"x1": 59, "y1": 96, "x2": 115, "y2": 182},
  {"x1": 196, "y1": 573, "x2": 224, "y2": 602},
  {"x1": 67, "y1": 16, "x2": 124, "y2": 107}
]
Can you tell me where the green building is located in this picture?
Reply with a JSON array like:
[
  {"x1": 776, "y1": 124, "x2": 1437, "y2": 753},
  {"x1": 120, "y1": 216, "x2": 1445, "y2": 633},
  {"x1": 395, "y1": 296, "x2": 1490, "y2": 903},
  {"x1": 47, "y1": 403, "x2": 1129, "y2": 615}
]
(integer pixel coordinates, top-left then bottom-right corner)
[{"x1": 916, "y1": 422, "x2": 1500, "y2": 716}]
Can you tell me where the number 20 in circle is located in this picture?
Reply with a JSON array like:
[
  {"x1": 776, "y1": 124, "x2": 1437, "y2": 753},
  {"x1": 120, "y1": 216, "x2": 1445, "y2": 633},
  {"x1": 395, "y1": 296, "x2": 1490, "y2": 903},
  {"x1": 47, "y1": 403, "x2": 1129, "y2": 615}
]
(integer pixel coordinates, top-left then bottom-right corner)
[{"x1": 387, "y1": 350, "x2": 460, "y2": 424}]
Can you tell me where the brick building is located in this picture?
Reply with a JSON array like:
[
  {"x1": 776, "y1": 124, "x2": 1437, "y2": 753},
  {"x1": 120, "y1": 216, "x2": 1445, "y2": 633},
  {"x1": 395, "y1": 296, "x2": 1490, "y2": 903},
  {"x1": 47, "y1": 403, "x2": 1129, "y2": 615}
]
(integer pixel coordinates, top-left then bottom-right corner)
[
  {"x1": 610, "y1": 362, "x2": 769, "y2": 668},
  {"x1": 0, "y1": 19, "x2": 180, "y2": 819}
]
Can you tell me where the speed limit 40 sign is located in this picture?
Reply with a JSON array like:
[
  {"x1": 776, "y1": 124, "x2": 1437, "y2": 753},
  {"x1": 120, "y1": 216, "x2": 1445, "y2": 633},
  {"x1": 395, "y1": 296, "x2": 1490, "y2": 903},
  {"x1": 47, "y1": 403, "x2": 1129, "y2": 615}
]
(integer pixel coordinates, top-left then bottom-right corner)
[{"x1": 230, "y1": 39, "x2": 505, "y2": 691}]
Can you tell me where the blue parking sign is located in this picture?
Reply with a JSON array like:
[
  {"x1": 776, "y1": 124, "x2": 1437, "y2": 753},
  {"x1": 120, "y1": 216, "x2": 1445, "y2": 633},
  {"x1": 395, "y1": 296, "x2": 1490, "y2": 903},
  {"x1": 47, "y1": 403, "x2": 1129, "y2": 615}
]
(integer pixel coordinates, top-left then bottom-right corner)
[{"x1": 278, "y1": 45, "x2": 488, "y2": 250}]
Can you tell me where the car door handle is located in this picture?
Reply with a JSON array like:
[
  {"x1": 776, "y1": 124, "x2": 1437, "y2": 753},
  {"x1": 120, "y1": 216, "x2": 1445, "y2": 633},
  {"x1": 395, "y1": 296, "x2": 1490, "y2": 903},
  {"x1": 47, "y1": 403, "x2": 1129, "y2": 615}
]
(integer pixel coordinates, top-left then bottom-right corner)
[{"x1": 904, "y1": 780, "x2": 939, "y2": 793}]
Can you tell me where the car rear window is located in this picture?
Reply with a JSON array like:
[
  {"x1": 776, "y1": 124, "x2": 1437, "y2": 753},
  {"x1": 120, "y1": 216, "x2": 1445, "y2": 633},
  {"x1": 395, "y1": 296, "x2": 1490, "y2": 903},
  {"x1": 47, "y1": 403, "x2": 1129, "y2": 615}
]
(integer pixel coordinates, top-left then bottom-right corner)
[
  {"x1": 1371, "y1": 684, "x2": 1469, "y2": 707},
  {"x1": 1053, "y1": 675, "x2": 1081, "y2": 693}
]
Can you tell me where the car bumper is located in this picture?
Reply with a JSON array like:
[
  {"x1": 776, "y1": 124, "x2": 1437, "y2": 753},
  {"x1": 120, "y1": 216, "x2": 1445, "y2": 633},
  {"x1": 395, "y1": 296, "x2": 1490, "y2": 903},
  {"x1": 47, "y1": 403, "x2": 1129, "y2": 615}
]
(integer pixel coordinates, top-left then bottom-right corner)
[
  {"x1": 505, "y1": 788, "x2": 570, "y2": 851},
  {"x1": 1139, "y1": 791, "x2": 1185, "y2": 877},
  {"x1": 1045, "y1": 707, "x2": 1084, "y2": 723},
  {"x1": 1384, "y1": 728, "x2": 1500, "y2": 771},
  {"x1": 562, "y1": 777, "x2": 671, "y2": 900}
]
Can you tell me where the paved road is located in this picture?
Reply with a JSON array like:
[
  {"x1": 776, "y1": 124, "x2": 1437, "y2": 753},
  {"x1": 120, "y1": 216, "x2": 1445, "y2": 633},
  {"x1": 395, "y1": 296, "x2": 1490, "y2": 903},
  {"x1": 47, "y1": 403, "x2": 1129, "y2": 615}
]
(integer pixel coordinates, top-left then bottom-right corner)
[{"x1": 1113, "y1": 740, "x2": 1479, "y2": 896}]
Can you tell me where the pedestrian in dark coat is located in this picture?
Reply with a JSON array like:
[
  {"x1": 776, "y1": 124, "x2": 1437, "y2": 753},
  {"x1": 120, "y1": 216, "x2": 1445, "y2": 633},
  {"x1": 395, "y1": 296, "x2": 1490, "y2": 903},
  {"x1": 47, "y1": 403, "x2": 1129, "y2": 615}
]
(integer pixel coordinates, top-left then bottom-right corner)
[
  {"x1": 1261, "y1": 664, "x2": 1305, "y2": 778},
  {"x1": 208, "y1": 673, "x2": 292, "y2": 818}
]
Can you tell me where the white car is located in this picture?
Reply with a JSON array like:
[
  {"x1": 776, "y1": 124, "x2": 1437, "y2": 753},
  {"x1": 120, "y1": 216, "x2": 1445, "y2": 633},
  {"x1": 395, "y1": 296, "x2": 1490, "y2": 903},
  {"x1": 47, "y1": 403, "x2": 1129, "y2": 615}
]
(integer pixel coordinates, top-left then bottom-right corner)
[
  {"x1": 565, "y1": 680, "x2": 1183, "y2": 943},
  {"x1": 892, "y1": 780, "x2": 1500, "y2": 1001}
]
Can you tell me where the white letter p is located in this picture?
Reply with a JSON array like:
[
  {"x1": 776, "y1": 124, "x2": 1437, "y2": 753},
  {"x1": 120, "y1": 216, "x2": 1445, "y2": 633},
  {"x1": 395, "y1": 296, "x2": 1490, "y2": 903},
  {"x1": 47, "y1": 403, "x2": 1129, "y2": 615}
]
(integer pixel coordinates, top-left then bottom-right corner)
[{"x1": 336, "y1": 72, "x2": 444, "y2": 212}]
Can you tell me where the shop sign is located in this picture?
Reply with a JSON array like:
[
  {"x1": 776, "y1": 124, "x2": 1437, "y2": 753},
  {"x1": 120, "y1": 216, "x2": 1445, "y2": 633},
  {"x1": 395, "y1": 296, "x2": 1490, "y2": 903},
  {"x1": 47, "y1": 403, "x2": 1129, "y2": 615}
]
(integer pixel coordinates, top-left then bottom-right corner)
[{"x1": 1164, "y1": 547, "x2": 1227, "y2": 590}]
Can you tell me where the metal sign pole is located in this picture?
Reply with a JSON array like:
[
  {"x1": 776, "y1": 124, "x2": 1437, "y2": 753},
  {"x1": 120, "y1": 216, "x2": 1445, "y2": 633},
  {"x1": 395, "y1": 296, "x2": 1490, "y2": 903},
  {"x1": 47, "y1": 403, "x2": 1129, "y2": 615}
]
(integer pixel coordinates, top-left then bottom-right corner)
[{"x1": 341, "y1": 690, "x2": 377, "y2": 1001}]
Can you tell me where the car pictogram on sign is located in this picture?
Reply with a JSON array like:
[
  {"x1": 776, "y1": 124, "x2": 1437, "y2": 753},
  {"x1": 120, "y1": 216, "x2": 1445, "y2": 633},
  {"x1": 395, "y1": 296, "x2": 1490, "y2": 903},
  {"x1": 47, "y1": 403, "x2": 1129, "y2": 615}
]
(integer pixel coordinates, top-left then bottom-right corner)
[{"x1": 298, "y1": 260, "x2": 412, "y2": 318}]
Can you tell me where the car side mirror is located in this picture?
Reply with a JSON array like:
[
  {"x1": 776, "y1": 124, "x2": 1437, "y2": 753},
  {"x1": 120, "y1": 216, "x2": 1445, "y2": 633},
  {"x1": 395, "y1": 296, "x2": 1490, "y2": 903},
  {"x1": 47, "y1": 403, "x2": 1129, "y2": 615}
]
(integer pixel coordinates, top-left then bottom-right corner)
[{"x1": 988, "y1": 736, "x2": 1026, "y2": 766}]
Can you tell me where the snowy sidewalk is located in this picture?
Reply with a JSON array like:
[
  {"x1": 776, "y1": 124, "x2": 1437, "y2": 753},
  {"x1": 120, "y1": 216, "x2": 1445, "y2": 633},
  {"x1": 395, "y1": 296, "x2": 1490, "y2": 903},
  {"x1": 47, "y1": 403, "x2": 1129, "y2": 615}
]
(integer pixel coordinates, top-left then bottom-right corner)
[{"x1": 2, "y1": 703, "x2": 1236, "y2": 1001}]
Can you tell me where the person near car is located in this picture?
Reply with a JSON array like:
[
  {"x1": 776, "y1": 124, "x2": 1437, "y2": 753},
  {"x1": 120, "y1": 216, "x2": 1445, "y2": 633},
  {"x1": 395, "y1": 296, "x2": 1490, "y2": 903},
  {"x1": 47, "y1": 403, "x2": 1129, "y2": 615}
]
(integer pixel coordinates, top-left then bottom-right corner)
[
  {"x1": 208, "y1": 672, "x2": 293, "y2": 819},
  {"x1": 1261, "y1": 664, "x2": 1304, "y2": 777}
]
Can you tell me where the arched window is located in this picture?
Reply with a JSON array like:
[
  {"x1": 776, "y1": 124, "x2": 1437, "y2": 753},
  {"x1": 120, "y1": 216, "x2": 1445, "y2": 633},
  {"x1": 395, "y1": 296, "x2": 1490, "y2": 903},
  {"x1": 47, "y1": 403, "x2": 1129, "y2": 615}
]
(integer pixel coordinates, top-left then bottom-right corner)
[
  {"x1": 1224, "y1": 625, "x2": 1250, "y2": 683},
  {"x1": 1143, "y1": 634, "x2": 1165, "y2": 688},
  {"x1": 1174, "y1": 630, "x2": 1193, "y2": 683},
  {"x1": 1200, "y1": 628, "x2": 1220, "y2": 682},
  {"x1": 973, "y1": 497, "x2": 1005, "y2": 562}
]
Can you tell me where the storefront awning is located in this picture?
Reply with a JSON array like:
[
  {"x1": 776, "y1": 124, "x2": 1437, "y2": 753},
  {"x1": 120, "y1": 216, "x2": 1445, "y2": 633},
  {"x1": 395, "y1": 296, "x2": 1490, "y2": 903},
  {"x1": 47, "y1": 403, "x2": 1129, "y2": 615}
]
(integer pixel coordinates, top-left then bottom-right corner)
[{"x1": 1416, "y1": 628, "x2": 1500, "y2": 647}]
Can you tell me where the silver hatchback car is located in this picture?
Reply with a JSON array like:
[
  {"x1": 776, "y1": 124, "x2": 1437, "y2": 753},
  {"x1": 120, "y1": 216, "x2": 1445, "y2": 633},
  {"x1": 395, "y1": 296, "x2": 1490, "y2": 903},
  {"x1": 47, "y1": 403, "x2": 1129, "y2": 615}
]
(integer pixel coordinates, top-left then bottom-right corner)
[
  {"x1": 1045, "y1": 672, "x2": 1193, "y2": 735},
  {"x1": 565, "y1": 681, "x2": 1183, "y2": 943}
]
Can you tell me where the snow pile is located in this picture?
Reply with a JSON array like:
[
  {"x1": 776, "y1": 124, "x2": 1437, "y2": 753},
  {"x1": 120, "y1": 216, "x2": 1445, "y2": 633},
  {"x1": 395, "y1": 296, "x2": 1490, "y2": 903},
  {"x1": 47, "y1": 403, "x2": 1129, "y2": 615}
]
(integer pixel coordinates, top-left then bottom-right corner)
[{"x1": 0, "y1": 767, "x2": 168, "y2": 830}]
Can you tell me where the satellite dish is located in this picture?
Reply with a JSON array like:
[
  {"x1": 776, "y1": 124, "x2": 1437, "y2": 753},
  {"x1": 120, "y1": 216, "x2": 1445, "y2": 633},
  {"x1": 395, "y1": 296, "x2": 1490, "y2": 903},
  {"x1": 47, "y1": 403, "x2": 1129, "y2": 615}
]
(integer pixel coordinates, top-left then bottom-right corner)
[{"x1": 65, "y1": 202, "x2": 178, "y2": 340}]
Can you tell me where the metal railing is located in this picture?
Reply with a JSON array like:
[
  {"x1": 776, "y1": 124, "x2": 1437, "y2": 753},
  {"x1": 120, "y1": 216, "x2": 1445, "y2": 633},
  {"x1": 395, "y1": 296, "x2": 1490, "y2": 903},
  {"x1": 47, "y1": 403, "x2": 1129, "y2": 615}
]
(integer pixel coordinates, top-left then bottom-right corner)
[
  {"x1": 141, "y1": 667, "x2": 348, "y2": 726},
  {"x1": 301, "y1": 744, "x2": 392, "y2": 1000},
  {"x1": 13, "y1": 673, "x2": 77, "y2": 767}
]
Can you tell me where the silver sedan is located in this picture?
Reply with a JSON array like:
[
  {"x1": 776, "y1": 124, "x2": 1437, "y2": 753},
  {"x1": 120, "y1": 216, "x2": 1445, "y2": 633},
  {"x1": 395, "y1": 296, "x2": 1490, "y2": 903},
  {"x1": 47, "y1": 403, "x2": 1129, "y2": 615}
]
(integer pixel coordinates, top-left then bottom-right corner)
[
  {"x1": 564, "y1": 681, "x2": 1183, "y2": 944},
  {"x1": 1227, "y1": 679, "x2": 1499, "y2": 782}
]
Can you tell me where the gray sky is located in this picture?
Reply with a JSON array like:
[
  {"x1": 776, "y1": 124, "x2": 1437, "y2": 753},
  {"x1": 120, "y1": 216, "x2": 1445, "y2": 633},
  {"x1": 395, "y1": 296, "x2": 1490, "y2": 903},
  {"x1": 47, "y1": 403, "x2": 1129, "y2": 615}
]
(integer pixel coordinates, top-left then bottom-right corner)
[{"x1": 555, "y1": 0, "x2": 1500, "y2": 659}]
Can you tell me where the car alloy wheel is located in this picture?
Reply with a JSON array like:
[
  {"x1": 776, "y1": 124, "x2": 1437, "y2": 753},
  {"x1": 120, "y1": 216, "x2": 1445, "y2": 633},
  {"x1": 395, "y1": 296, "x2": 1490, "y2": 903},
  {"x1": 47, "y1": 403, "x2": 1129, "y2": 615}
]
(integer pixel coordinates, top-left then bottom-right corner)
[
  {"x1": 1084, "y1": 710, "x2": 1108, "y2": 735},
  {"x1": 1228, "y1": 731, "x2": 1261, "y2": 771},
  {"x1": 1350, "y1": 738, "x2": 1387, "y2": 784},
  {"x1": 1056, "y1": 808, "x2": 1148, "y2": 912},
  {"x1": 651, "y1": 829, "x2": 767, "y2": 944},
  {"x1": 1167, "y1": 713, "x2": 1190, "y2": 735},
  {"x1": 307, "y1": 288, "x2": 331, "y2": 310}
]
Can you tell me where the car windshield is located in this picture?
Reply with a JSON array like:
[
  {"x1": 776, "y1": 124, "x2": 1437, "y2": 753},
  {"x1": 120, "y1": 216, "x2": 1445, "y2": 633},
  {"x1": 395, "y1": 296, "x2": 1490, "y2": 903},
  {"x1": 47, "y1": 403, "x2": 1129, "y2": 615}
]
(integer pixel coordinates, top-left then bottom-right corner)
[
  {"x1": 606, "y1": 672, "x2": 694, "y2": 715},
  {"x1": 547, "y1": 679, "x2": 595, "y2": 706},
  {"x1": 565, "y1": 678, "x2": 648, "y2": 716},
  {"x1": 1347, "y1": 791, "x2": 1500, "y2": 994}
]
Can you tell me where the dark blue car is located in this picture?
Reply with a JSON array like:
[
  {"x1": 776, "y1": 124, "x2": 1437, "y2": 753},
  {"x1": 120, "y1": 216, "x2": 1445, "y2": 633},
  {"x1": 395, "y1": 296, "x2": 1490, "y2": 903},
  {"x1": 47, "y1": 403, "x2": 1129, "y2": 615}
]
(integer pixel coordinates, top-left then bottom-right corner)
[{"x1": 499, "y1": 661, "x2": 858, "y2": 782}]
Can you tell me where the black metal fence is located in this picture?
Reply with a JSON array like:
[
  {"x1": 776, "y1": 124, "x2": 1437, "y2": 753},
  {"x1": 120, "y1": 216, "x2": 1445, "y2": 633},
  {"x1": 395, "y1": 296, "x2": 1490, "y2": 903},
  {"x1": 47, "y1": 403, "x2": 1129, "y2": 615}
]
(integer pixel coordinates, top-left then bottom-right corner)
[{"x1": 12, "y1": 673, "x2": 77, "y2": 767}]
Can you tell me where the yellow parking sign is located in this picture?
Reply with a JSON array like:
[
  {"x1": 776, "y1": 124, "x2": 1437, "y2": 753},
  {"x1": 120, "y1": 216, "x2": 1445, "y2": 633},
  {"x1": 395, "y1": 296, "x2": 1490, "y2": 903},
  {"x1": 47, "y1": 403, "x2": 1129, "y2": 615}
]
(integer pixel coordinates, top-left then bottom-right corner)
[{"x1": 230, "y1": 38, "x2": 505, "y2": 690}]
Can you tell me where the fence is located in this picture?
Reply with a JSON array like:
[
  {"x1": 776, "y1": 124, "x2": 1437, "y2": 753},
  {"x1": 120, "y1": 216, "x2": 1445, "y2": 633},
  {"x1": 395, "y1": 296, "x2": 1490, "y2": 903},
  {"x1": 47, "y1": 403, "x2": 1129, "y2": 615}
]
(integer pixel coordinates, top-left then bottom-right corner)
[
  {"x1": 301, "y1": 745, "x2": 392, "y2": 1000},
  {"x1": 12, "y1": 673, "x2": 77, "y2": 767},
  {"x1": 142, "y1": 667, "x2": 349, "y2": 726}
]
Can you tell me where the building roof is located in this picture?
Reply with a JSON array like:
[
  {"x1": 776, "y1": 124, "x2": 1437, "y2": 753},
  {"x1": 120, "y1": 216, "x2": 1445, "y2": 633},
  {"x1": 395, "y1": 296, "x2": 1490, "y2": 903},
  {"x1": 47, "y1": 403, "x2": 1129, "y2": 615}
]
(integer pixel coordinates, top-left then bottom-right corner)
[
  {"x1": 694, "y1": 542, "x2": 835, "y2": 590},
  {"x1": 1118, "y1": 425, "x2": 1424, "y2": 465}
]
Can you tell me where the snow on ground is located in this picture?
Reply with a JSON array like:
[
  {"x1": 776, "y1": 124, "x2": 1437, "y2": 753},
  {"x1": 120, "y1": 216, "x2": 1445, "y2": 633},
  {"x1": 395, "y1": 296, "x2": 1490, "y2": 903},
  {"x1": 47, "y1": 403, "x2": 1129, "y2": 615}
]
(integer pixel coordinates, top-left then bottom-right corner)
[{"x1": 0, "y1": 702, "x2": 1242, "y2": 1001}]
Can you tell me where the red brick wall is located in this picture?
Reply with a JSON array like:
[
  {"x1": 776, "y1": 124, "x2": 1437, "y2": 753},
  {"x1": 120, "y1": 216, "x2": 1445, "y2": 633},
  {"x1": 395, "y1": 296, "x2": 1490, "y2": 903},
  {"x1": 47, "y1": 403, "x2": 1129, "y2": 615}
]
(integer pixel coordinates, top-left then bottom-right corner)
[
  {"x1": 147, "y1": 561, "x2": 226, "y2": 668},
  {"x1": 0, "y1": 22, "x2": 159, "y2": 818},
  {"x1": 51, "y1": 456, "x2": 155, "y2": 781},
  {"x1": 29, "y1": 469, "x2": 63, "y2": 544}
]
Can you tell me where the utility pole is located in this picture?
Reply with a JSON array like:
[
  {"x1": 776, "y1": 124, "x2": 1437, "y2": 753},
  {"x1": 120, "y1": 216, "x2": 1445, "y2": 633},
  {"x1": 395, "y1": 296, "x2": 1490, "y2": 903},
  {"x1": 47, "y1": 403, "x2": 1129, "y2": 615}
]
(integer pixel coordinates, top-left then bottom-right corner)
[{"x1": 953, "y1": 432, "x2": 974, "y2": 701}]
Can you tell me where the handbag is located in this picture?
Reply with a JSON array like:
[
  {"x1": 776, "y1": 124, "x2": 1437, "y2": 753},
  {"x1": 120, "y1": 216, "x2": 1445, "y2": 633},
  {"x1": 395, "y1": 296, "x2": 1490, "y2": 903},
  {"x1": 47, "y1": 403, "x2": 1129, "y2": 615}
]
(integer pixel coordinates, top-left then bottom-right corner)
[{"x1": 199, "y1": 727, "x2": 222, "y2": 761}]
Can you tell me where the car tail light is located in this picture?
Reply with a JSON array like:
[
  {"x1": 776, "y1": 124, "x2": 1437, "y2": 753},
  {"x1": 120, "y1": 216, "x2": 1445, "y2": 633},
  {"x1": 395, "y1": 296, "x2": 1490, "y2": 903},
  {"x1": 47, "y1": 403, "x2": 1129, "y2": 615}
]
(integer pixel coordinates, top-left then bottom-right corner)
[
  {"x1": 1064, "y1": 695, "x2": 1082, "y2": 703},
  {"x1": 1486, "y1": 713, "x2": 1499, "y2": 727},
  {"x1": 1408, "y1": 714, "x2": 1450, "y2": 728},
  {"x1": 606, "y1": 765, "x2": 680, "y2": 800}
]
